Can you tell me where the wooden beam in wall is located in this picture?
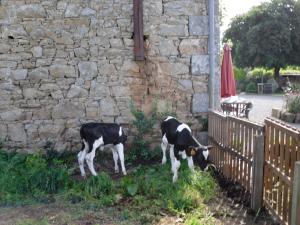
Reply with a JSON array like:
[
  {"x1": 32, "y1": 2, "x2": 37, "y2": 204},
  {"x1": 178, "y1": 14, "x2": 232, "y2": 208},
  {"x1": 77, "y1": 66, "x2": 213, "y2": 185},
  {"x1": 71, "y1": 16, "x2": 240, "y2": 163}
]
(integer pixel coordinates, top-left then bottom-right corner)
[{"x1": 133, "y1": 0, "x2": 144, "y2": 61}]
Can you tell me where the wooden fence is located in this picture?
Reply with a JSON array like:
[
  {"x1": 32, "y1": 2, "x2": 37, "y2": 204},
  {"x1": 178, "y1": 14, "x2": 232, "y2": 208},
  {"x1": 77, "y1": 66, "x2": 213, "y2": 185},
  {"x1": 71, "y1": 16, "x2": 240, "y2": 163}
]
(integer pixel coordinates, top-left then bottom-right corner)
[
  {"x1": 208, "y1": 111, "x2": 300, "y2": 225},
  {"x1": 208, "y1": 111, "x2": 264, "y2": 195},
  {"x1": 264, "y1": 118, "x2": 300, "y2": 225}
]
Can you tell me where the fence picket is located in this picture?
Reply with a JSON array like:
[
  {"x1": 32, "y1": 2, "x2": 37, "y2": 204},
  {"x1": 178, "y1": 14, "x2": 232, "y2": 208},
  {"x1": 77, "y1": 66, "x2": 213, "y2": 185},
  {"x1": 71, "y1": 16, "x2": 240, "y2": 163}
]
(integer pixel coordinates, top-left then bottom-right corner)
[{"x1": 209, "y1": 112, "x2": 300, "y2": 225}]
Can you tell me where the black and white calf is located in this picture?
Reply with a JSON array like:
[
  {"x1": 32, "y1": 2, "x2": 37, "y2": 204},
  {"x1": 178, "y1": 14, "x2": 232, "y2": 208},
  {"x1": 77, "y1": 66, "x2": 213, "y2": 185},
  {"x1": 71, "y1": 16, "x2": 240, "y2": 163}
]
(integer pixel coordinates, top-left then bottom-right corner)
[
  {"x1": 78, "y1": 123, "x2": 127, "y2": 177},
  {"x1": 161, "y1": 116, "x2": 210, "y2": 182}
]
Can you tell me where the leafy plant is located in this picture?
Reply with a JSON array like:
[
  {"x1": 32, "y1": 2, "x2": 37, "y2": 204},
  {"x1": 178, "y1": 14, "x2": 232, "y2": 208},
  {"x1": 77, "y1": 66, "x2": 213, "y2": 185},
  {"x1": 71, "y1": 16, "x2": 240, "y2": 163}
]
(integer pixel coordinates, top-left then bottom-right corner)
[
  {"x1": 0, "y1": 147, "x2": 218, "y2": 224},
  {"x1": 286, "y1": 95, "x2": 300, "y2": 113},
  {"x1": 130, "y1": 101, "x2": 158, "y2": 137},
  {"x1": 127, "y1": 101, "x2": 161, "y2": 164},
  {"x1": 245, "y1": 82, "x2": 257, "y2": 93},
  {"x1": 196, "y1": 116, "x2": 208, "y2": 132},
  {"x1": 0, "y1": 150, "x2": 71, "y2": 206},
  {"x1": 234, "y1": 67, "x2": 247, "y2": 81}
]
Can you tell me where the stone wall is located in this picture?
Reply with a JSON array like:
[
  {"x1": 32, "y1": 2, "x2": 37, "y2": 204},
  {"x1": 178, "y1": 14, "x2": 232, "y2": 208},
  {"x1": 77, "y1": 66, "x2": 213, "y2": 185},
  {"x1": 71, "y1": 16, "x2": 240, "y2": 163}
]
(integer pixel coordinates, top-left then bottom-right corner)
[{"x1": 0, "y1": 0, "x2": 220, "y2": 152}]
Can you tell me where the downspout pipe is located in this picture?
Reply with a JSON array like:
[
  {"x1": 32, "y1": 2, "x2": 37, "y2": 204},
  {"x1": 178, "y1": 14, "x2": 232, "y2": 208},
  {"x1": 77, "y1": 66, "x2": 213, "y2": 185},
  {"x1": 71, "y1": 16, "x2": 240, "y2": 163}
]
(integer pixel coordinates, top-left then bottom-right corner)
[{"x1": 208, "y1": 0, "x2": 215, "y2": 110}]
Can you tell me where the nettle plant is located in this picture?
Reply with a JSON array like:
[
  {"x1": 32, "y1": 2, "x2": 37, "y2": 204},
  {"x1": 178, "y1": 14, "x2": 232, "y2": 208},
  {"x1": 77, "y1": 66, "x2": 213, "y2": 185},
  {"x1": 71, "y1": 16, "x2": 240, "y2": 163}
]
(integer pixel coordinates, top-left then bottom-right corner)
[
  {"x1": 284, "y1": 82, "x2": 300, "y2": 114},
  {"x1": 127, "y1": 101, "x2": 176, "y2": 164},
  {"x1": 127, "y1": 102, "x2": 160, "y2": 164}
]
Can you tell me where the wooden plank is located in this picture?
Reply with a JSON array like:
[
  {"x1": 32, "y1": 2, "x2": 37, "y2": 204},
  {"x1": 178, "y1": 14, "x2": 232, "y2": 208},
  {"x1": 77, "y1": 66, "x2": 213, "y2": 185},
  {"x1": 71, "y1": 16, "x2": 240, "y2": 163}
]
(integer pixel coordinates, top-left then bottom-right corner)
[
  {"x1": 278, "y1": 179, "x2": 283, "y2": 221},
  {"x1": 274, "y1": 127, "x2": 279, "y2": 167},
  {"x1": 248, "y1": 128, "x2": 253, "y2": 192},
  {"x1": 264, "y1": 200, "x2": 288, "y2": 225},
  {"x1": 290, "y1": 139, "x2": 297, "y2": 178},
  {"x1": 243, "y1": 126, "x2": 249, "y2": 189},
  {"x1": 265, "y1": 118, "x2": 300, "y2": 138},
  {"x1": 282, "y1": 179, "x2": 290, "y2": 222},
  {"x1": 236, "y1": 122, "x2": 241, "y2": 182},
  {"x1": 228, "y1": 115, "x2": 264, "y2": 130},
  {"x1": 297, "y1": 138, "x2": 300, "y2": 161},
  {"x1": 251, "y1": 134, "x2": 265, "y2": 211},
  {"x1": 280, "y1": 130, "x2": 285, "y2": 174},
  {"x1": 291, "y1": 162, "x2": 300, "y2": 225},
  {"x1": 264, "y1": 161, "x2": 292, "y2": 186},
  {"x1": 285, "y1": 136, "x2": 291, "y2": 177},
  {"x1": 133, "y1": 0, "x2": 145, "y2": 60}
]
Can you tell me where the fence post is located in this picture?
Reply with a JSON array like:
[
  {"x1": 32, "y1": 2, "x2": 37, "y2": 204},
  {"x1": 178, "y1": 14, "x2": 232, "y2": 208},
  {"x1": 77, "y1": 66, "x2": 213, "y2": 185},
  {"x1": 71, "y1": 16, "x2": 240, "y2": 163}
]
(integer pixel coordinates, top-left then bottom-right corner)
[
  {"x1": 251, "y1": 134, "x2": 264, "y2": 211},
  {"x1": 291, "y1": 161, "x2": 300, "y2": 225}
]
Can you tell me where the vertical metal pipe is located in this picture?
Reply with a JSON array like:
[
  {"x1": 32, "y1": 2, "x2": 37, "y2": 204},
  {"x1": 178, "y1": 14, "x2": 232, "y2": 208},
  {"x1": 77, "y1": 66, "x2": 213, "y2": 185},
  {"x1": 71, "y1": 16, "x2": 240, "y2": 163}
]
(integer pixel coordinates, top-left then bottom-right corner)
[{"x1": 209, "y1": 0, "x2": 215, "y2": 109}]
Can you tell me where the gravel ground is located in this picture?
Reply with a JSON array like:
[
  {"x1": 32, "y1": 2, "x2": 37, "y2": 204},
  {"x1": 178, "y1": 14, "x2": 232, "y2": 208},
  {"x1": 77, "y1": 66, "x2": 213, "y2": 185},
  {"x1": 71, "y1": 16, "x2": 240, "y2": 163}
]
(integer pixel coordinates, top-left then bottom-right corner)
[
  {"x1": 238, "y1": 94, "x2": 300, "y2": 130},
  {"x1": 238, "y1": 94, "x2": 285, "y2": 124}
]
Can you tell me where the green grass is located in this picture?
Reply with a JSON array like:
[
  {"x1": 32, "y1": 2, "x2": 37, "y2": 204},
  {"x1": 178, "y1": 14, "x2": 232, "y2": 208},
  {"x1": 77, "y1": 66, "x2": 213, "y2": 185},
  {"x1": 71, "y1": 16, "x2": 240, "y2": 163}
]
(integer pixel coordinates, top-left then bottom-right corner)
[{"x1": 0, "y1": 149, "x2": 217, "y2": 224}]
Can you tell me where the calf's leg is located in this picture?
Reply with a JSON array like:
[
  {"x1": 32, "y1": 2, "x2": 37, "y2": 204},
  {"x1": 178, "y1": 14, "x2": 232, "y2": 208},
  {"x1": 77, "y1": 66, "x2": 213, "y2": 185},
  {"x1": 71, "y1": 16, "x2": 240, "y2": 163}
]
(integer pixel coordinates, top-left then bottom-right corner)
[
  {"x1": 161, "y1": 134, "x2": 168, "y2": 164},
  {"x1": 115, "y1": 143, "x2": 127, "y2": 175},
  {"x1": 187, "y1": 156, "x2": 194, "y2": 172},
  {"x1": 78, "y1": 140, "x2": 88, "y2": 177},
  {"x1": 85, "y1": 137, "x2": 103, "y2": 176},
  {"x1": 170, "y1": 146, "x2": 180, "y2": 182},
  {"x1": 111, "y1": 147, "x2": 119, "y2": 173}
]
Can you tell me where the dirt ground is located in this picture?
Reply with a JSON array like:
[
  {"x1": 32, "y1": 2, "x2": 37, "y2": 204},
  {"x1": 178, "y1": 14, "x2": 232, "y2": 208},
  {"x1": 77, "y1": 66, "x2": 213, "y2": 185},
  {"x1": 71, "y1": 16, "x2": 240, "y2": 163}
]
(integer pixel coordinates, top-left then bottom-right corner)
[
  {"x1": 0, "y1": 160, "x2": 279, "y2": 225},
  {"x1": 0, "y1": 187, "x2": 278, "y2": 225}
]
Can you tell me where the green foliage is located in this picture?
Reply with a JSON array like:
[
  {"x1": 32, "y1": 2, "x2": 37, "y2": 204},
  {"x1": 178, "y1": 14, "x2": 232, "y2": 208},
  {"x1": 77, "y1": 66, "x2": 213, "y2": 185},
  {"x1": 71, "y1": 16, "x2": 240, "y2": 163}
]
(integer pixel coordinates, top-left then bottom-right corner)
[
  {"x1": 234, "y1": 67, "x2": 247, "y2": 81},
  {"x1": 0, "y1": 148, "x2": 218, "y2": 224},
  {"x1": 247, "y1": 67, "x2": 273, "y2": 80},
  {"x1": 120, "y1": 164, "x2": 216, "y2": 214},
  {"x1": 224, "y1": 0, "x2": 299, "y2": 77},
  {"x1": 286, "y1": 95, "x2": 300, "y2": 113},
  {"x1": 0, "y1": 150, "x2": 71, "y2": 206},
  {"x1": 245, "y1": 82, "x2": 257, "y2": 93},
  {"x1": 127, "y1": 102, "x2": 162, "y2": 164},
  {"x1": 281, "y1": 65, "x2": 300, "y2": 75},
  {"x1": 0, "y1": 150, "x2": 117, "y2": 207},
  {"x1": 130, "y1": 101, "x2": 158, "y2": 137}
]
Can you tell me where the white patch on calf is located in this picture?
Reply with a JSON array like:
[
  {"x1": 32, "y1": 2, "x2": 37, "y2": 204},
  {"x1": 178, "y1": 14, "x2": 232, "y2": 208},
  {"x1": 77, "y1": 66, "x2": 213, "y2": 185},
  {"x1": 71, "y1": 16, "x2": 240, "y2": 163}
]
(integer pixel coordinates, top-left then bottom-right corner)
[
  {"x1": 202, "y1": 149, "x2": 209, "y2": 160},
  {"x1": 78, "y1": 139, "x2": 88, "y2": 177},
  {"x1": 94, "y1": 136, "x2": 104, "y2": 148},
  {"x1": 162, "y1": 134, "x2": 168, "y2": 145},
  {"x1": 161, "y1": 134, "x2": 168, "y2": 164},
  {"x1": 164, "y1": 116, "x2": 174, "y2": 121},
  {"x1": 119, "y1": 127, "x2": 122, "y2": 136},
  {"x1": 176, "y1": 123, "x2": 191, "y2": 133},
  {"x1": 115, "y1": 143, "x2": 127, "y2": 175},
  {"x1": 179, "y1": 151, "x2": 187, "y2": 159}
]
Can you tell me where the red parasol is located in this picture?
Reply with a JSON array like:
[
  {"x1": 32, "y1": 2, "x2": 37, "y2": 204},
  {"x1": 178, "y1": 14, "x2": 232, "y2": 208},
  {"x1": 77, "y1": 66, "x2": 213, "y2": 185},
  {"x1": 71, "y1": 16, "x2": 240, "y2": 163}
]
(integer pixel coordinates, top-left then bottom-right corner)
[{"x1": 221, "y1": 44, "x2": 236, "y2": 98}]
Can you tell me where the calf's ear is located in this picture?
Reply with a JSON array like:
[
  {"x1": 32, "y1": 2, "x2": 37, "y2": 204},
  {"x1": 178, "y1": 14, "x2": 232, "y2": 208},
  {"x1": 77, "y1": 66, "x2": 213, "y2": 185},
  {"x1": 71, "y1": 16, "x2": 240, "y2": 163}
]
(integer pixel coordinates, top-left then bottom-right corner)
[{"x1": 207, "y1": 145, "x2": 213, "y2": 150}]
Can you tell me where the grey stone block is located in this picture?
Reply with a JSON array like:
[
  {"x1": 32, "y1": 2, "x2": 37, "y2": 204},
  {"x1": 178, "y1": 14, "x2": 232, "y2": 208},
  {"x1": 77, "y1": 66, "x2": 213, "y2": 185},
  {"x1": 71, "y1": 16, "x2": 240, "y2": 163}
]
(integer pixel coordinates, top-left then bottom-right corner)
[
  {"x1": 192, "y1": 93, "x2": 209, "y2": 113},
  {"x1": 179, "y1": 80, "x2": 193, "y2": 90},
  {"x1": 8, "y1": 124, "x2": 27, "y2": 143},
  {"x1": 159, "y1": 24, "x2": 187, "y2": 36},
  {"x1": 191, "y1": 55, "x2": 209, "y2": 75},
  {"x1": 189, "y1": 16, "x2": 209, "y2": 36},
  {"x1": 12, "y1": 69, "x2": 27, "y2": 80},
  {"x1": 271, "y1": 108, "x2": 281, "y2": 119}
]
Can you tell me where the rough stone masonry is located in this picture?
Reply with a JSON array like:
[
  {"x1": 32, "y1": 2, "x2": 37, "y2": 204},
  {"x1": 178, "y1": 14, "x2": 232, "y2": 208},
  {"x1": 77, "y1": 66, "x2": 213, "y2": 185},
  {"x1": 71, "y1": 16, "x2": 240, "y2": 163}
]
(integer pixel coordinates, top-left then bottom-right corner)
[{"x1": 0, "y1": 0, "x2": 220, "y2": 152}]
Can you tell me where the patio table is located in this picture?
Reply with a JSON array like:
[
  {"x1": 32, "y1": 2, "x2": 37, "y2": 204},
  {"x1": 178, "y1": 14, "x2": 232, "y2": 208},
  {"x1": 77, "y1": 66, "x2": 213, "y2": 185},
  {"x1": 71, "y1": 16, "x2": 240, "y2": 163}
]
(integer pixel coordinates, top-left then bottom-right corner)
[{"x1": 221, "y1": 101, "x2": 253, "y2": 119}]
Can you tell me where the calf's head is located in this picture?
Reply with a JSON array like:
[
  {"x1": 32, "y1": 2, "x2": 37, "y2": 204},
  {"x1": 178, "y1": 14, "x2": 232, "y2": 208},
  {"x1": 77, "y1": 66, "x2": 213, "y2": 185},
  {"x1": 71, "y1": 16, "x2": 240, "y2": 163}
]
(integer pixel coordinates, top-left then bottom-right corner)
[{"x1": 187, "y1": 145, "x2": 212, "y2": 171}]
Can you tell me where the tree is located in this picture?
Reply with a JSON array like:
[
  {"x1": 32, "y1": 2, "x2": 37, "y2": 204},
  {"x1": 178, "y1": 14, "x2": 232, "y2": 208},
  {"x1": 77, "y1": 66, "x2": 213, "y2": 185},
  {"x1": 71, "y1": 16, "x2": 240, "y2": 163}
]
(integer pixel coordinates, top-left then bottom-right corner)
[
  {"x1": 224, "y1": 0, "x2": 299, "y2": 78},
  {"x1": 290, "y1": 0, "x2": 300, "y2": 64}
]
